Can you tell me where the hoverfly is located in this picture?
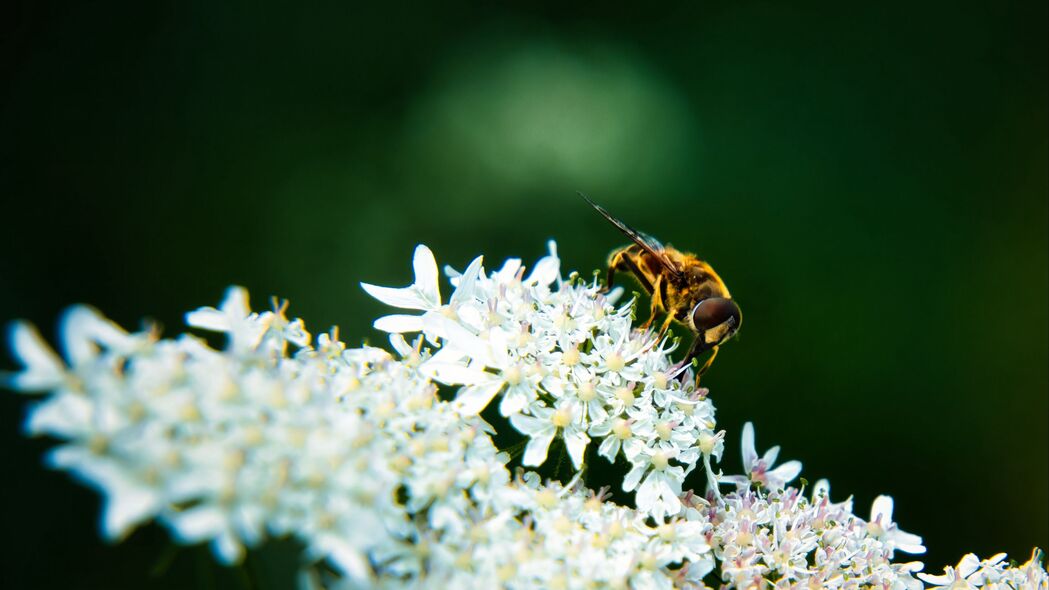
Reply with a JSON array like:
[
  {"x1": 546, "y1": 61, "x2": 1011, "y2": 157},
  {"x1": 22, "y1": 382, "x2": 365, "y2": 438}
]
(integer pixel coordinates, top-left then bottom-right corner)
[{"x1": 583, "y1": 194, "x2": 741, "y2": 380}]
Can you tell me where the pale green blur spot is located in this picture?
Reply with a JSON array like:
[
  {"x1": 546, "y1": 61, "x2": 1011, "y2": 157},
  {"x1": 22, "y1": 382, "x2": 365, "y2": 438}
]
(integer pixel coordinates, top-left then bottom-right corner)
[{"x1": 401, "y1": 38, "x2": 696, "y2": 203}]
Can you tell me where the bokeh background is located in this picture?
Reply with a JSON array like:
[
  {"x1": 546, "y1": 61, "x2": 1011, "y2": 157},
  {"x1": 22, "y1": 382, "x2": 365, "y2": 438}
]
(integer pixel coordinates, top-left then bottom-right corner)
[{"x1": 2, "y1": 1, "x2": 1046, "y2": 588}]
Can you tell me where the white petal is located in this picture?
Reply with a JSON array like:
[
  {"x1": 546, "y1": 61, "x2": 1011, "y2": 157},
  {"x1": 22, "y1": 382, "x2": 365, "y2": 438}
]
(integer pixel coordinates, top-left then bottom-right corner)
[
  {"x1": 983, "y1": 553, "x2": 1007, "y2": 567},
  {"x1": 597, "y1": 436, "x2": 619, "y2": 462},
  {"x1": 452, "y1": 381, "x2": 505, "y2": 416},
  {"x1": 768, "y1": 460, "x2": 802, "y2": 488},
  {"x1": 220, "y1": 286, "x2": 251, "y2": 317},
  {"x1": 6, "y1": 321, "x2": 65, "y2": 390},
  {"x1": 168, "y1": 505, "x2": 229, "y2": 543},
  {"x1": 762, "y1": 444, "x2": 780, "y2": 467},
  {"x1": 360, "y1": 283, "x2": 431, "y2": 310},
  {"x1": 49, "y1": 447, "x2": 161, "y2": 540},
  {"x1": 61, "y1": 305, "x2": 133, "y2": 356},
  {"x1": 917, "y1": 571, "x2": 953, "y2": 585},
  {"x1": 412, "y1": 245, "x2": 441, "y2": 307},
  {"x1": 385, "y1": 334, "x2": 411, "y2": 358},
  {"x1": 421, "y1": 361, "x2": 491, "y2": 385},
  {"x1": 185, "y1": 307, "x2": 229, "y2": 331},
  {"x1": 421, "y1": 313, "x2": 493, "y2": 366},
  {"x1": 623, "y1": 463, "x2": 647, "y2": 492},
  {"x1": 892, "y1": 530, "x2": 926, "y2": 554},
  {"x1": 103, "y1": 483, "x2": 163, "y2": 541},
  {"x1": 426, "y1": 344, "x2": 468, "y2": 365},
  {"x1": 509, "y1": 412, "x2": 548, "y2": 437},
  {"x1": 527, "y1": 251, "x2": 560, "y2": 286},
  {"x1": 212, "y1": 531, "x2": 245, "y2": 565},
  {"x1": 741, "y1": 422, "x2": 758, "y2": 470},
  {"x1": 717, "y1": 474, "x2": 751, "y2": 489},
  {"x1": 321, "y1": 538, "x2": 372, "y2": 583},
  {"x1": 563, "y1": 429, "x2": 590, "y2": 470},
  {"x1": 494, "y1": 258, "x2": 522, "y2": 282},
  {"x1": 443, "y1": 264, "x2": 462, "y2": 281},
  {"x1": 871, "y1": 495, "x2": 895, "y2": 523},
  {"x1": 448, "y1": 255, "x2": 484, "y2": 307},
  {"x1": 60, "y1": 306, "x2": 105, "y2": 365},
  {"x1": 372, "y1": 314, "x2": 424, "y2": 333},
  {"x1": 521, "y1": 428, "x2": 556, "y2": 467},
  {"x1": 25, "y1": 393, "x2": 92, "y2": 436},
  {"x1": 498, "y1": 386, "x2": 533, "y2": 417}
]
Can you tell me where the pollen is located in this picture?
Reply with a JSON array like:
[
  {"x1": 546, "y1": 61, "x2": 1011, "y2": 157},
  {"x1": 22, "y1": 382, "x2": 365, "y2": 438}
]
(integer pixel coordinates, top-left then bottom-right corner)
[
  {"x1": 503, "y1": 365, "x2": 522, "y2": 385},
  {"x1": 656, "y1": 421, "x2": 672, "y2": 440},
  {"x1": 562, "y1": 347, "x2": 581, "y2": 366},
  {"x1": 606, "y1": 352, "x2": 626, "y2": 372},
  {"x1": 698, "y1": 432, "x2": 716, "y2": 455},
  {"x1": 657, "y1": 523, "x2": 676, "y2": 542},
  {"x1": 615, "y1": 386, "x2": 635, "y2": 406},
  {"x1": 552, "y1": 407, "x2": 573, "y2": 428},
  {"x1": 390, "y1": 454, "x2": 412, "y2": 473},
  {"x1": 536, "y1": 489, "x2": 558, "y2": 509},
  {"x1": 651, "y1": 451, "x2": 669, "y2": 470},
  {"x1": 613, "y1": 419, "x2": 632, "y2": 440},
  {"x1": 652, "y1": 372, "x2": 667, "y2": 389},
  {"x1": 577, "y1": 381, "x2": 597, "y2": 401}
]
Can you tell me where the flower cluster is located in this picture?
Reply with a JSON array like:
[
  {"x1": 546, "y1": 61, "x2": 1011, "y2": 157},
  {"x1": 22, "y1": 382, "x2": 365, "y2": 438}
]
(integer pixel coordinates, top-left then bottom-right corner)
[
  {"x1": 919, "y1": 550, "x2": 1049, "y2": 589},
  {"x1": 4, "y1": 243, "x2": 1046, "y2": 589},
  {"x1": 5, "y1": 289, "x2": 511, "y2": 582},
  {"x1": 688, "y1": 483, "x2": 925, "y2": 588},
  {"x1": 364, "y1": 242, "x2": 720, "y2": 521}
]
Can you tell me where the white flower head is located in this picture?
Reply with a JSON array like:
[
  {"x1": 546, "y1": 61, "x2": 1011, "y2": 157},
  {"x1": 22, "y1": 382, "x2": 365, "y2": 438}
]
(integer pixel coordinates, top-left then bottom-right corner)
[
  {"x1": 719, "y1": 421, "x2": 802, "y2": 492},
  {"x1": 869, "y1": 494, "x2": 926, "y2": 555},
  {"x1": 6, "y1": 242, "x2": 1047, "y2": 590},
  {"x1": 360, "y1": 244, "x2": 445, "y2": 333}
]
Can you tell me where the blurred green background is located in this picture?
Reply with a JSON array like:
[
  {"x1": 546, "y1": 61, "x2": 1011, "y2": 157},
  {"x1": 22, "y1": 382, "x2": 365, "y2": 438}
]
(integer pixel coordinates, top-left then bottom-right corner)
[{"x1": 2, "y1": 0, "x2": 1046, "y2": 587}]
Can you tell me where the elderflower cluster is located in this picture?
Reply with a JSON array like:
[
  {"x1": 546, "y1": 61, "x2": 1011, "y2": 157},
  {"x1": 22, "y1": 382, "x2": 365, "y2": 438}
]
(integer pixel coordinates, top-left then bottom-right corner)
[
  {"x1": 918, "y1": 550, "x2": 1049, "y2": 589},
  {"x1": 684, "y1": 482, "x2": 926, "y2": 588},
  {"x1": 363, "y1": 242, "x2": 720, "y2": 521},
  {"x1": 5, "y1": 289, "x2": 513, "y2": 582},
  {"x1": 4, "y1": 242, "x2": 1047, "y2": 589}
]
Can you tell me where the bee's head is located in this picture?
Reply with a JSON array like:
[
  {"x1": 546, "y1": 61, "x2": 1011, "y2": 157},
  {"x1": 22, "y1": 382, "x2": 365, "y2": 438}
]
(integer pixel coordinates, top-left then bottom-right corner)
[{"x1": 690, "y1": 297, "x2": 742, "y2": 350}]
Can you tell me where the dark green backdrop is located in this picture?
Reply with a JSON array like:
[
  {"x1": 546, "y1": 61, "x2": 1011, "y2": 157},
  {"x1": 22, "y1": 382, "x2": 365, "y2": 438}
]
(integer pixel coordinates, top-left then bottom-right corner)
[{"x1": 2, "y1": 1, "x2": 1046, "y2": 588}]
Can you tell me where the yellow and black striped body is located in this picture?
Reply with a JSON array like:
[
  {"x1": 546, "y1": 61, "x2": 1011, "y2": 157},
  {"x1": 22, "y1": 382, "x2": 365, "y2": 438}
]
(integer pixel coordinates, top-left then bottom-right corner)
[
  {"x1": 607, "y1": 244, "x2": 732, "y2": 331},
  {"x1": 583, "y1": 193, "x2": 742, "y2": 381}
]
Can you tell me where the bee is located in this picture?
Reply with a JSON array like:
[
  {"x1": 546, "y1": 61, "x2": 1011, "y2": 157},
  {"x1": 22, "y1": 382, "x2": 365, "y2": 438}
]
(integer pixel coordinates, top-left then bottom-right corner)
[{"x1": 583, "y1": 194, "x2": 741, "y2": 380}]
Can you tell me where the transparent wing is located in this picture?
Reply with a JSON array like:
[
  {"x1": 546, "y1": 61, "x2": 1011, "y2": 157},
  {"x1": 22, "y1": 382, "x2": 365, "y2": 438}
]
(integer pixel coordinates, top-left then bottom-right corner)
[{"x1": 580, "y1": 193, "x2": 681, "y2": 277}]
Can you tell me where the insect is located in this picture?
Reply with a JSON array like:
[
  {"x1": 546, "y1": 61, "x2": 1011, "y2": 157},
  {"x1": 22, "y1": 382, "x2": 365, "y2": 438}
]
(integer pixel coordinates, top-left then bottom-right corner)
[{"x1": 583, "y1": 194, "x2": 741, "y2": 381}]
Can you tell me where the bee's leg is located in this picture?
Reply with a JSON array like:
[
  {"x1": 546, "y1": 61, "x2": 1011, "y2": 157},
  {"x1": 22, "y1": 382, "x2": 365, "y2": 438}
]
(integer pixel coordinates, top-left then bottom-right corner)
[
  {"x1": 678, "y1": 337, "x2": 719, "y2": 384},
  {"x1": 605, "y1": 249, "x2": 653, "y2": 295},
  {"x1": 640, "y1": 275, "x2": 664, "y2": 331},
  {"x1": 694, "y1": 346, "x2": 719, "y2": 384},
  {"x1": 684, "y1": 346, "x2": 719, "y2": 387},
  {"x1": 602, "y1": 265, "x2": 617, "y2": 294},
  {"x1": 656, "y1": 313, "x2": 675, "y2": 341},
  {"x1": 602, "y1": 251, "x2": 627, "y2": 294}
]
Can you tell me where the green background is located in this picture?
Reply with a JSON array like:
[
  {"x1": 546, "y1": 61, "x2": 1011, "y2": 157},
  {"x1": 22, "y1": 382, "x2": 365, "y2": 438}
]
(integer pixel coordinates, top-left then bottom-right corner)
[{"x1": 2, "y1": 1, "x2": 1046, "y2": 587}]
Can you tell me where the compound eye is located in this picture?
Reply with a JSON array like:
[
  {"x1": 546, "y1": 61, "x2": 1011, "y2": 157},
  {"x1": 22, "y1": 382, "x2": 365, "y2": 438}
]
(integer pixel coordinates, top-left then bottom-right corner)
[{"x1": 692, "y1": 298, "x2": 742, "y2": 343}]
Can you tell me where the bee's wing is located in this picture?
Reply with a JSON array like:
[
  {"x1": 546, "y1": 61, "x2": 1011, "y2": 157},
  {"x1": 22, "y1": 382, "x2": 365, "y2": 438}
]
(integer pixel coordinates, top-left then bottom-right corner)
[{"x1": 580, "y1": 193, "x2": 682, "y2": 277}]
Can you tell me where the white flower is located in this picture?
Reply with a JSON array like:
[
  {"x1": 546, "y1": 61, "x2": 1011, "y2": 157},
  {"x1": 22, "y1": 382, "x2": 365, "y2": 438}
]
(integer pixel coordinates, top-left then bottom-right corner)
[
  {"x1": 361, "y1": 245, "x2": 487, "y2": 337},
  {"x1": 624, "y1": 445, "x2": 686, "y2": 521},
  {"x1": 6, "y1": 321, "x2": 65, "y2": 390},
  {"x1": 360, "y1": 244, "x2": 445, "y2": 333},
  {"x1": 917, "y1": 553, "x2": 985, "y2": 587},
  {"x1": 509, "y1": 400, "x2": 589, "y2": 469},
  {"x1": 6, "y1": 242, "x2": 1046, "y2": 590},
  {"x1": 420, "y1": 318, "x2": 538, "y2": 417},
  {"x1": 868, "y1": 495, "x2": 926, "y2": 554},
  {"x1": 186, "y1": 286, "x2": 267, "y2": 354},
  {"x1": 718, "y1": 421, "x2": 802, "y2": 491}
]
